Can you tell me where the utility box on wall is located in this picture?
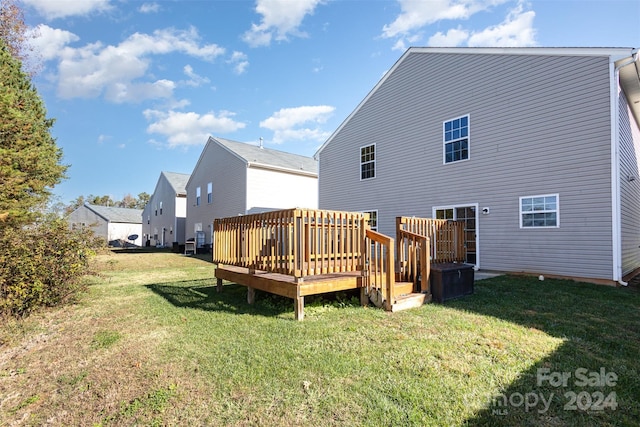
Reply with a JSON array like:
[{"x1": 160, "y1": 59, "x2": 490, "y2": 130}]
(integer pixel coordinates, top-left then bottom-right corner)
[{"x1": 430, "y1": 263, "x2": 475, "y2": 303}]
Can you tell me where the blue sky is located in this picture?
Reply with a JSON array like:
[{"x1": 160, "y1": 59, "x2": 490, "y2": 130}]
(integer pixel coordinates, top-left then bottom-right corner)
[{"x1": 20, "y1": 0, "x2": 640, "y2": 205}]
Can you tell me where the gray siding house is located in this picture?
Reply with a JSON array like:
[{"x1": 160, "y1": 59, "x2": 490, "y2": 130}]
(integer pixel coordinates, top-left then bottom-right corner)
[
  {"x1": 316, "y1": 47, "x2": 640, "y2": 285},
  {"x1": 68, "y1": 204, "x2": 143, "y2": 247},
  {"x1": 186, "y1": 136, "x2": 318, "y2": 250},
  {"x1": 141, "y1": 171, "x2": 190, "y2": 248}
]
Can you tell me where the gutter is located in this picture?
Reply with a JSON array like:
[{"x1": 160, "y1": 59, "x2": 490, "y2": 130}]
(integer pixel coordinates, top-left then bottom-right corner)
[
  {"x1": 246, "y1": 161, "x2": 318, "y2": 178},
  {"x1": 611, "y1": 48, "x2": 638, "y2": 287}
]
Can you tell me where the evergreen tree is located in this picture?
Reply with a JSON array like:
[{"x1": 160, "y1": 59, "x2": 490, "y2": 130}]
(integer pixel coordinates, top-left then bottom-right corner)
[{"x1": 0, "y1": 40, "x2": 67, "y2": 227}]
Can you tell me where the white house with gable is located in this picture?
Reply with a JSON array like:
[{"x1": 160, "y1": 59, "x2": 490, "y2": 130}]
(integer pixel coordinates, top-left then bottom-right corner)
[
  {"x1": 141, "y1": 171, "x2": 190, "y2": 249},
  {"x1": 68, "y1": 204, "x2": 143, "y2": 247},
  {"x1": 186, "y1": 136, "x2": 318, "y2": 251}
]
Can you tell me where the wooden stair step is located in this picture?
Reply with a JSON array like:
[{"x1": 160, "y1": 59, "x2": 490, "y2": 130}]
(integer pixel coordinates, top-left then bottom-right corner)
[
  {"x1": 394, "y1": 281, "x2": 414, "y2": 296},
  {"x1": 390, "y1": 292, "x2": 432, "y2": 312}
]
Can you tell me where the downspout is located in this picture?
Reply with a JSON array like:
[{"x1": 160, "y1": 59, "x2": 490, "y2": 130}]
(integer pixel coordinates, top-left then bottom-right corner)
[{"x1": 611, "y1": 49, "x2": 638, "y2": 286}]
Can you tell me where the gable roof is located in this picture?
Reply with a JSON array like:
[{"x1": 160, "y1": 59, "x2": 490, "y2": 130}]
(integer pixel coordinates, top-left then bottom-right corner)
[
  {"x1": 315, "y1": 46, "x2": 639, "y2": 157},
  {"x1": 85, "y1": 204, "x2": 142, "y2": 224},
  {"x1": 161, "y1": 171, "x2": 190, "y2": 196},
  {"x1": 212, "y1": 136, "x2": 318, "y2": 176}
]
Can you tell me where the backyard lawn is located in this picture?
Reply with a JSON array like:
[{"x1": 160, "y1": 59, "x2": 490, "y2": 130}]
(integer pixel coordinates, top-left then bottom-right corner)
[{"x1": 1, "y1": 250, "x2": 638, "y2": 426}]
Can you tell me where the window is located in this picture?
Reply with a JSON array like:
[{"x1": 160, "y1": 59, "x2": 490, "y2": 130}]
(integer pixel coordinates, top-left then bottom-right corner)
[
  {"x1": 155, "y1": 204, "x2": 158, "y2": 216},
  {"x1": 159, "y1": 201, "x2": 163, "y2": 215},
  {"x1": 443, "y1": 115, "x2": 469, "y2": 164},
  {"x1": 207, "y1": 182, "x2": 212, "y2": 204},
  {"x1": 360, "y1": 144, "x2": 375, "y2": 180},
  {"x1": 520, "y1": 194, "x2": 559, "y2": 228},
  {"x1": 363, "y1": 210, "x2": 378, "y2": 231},
  {"x1": 196, "y1": 186, "x2": 201, "y2": 206}
]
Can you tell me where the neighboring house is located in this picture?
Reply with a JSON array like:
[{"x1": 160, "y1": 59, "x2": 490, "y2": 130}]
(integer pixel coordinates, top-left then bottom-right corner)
[
  {"x1": 68, "y1": 204, "x2": 143, "y2": 247},
  {"x1": 316, "y1": 47, "x2": 640, "y2": 285},
  {"x1": 141, "y1": 171, "x2": 190, "y2": 248},
  {"x1": 186, "y1": 136, "x2": 318, "y2": 250}
]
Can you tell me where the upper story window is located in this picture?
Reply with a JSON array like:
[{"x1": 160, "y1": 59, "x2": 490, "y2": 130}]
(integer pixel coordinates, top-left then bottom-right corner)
[
  {"x1": 520, "y1": 194, "x2": 559, "y2": 228},
  {"x1": 196, "y1": 186, "x2": 201, "y2": 206},
  {"x1": 154, "y1": 204, "x2": 158, "y2": 216},
  {"x1": 159, "y1": 201, "x2": 163, "y2": 215},
  {"x1": 443, "y1": 115, "x2": 469, "y2": 164},
  {"x1": 360, "y1": 144, "x2": 375, "y2": 180},
  {"x1": 207, "y1": 182, "x2": 213, "y2": 204}
]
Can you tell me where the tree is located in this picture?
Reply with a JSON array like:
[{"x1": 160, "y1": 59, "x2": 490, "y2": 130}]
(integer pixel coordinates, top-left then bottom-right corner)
[
  {"x1": 119, "y1": 193, "x2": 137, "y2": 209},
  {"x1": 135, "y1": 192, "x2": 150, "y2": 209},
  {"x1": 0, "y1": 39, "x2": 67, "y2": 227},
  {"x1": 0, "y1": 0, "x2": 38, "y2": 75}
]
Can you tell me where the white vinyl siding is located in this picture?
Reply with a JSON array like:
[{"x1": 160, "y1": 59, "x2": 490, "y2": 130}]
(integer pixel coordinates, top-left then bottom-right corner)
[
  {"x1": 246, "y1": 167, "x2": 318, "y2": 213},
  {"x1": 618, "y1": 88, "x2": 640, "y2": 276}
]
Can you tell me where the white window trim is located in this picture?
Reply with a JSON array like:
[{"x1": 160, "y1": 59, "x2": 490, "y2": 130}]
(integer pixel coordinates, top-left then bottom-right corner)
[
  {"x1": 362, "y1": 209, "x2": 378, "y2": 231},
  {"x1": 519, "y1": 194, "x2": 560, "y2": 229},
  {"x1": 432, "y1": 202, "x2": 479, "y2": 269},
  {"x1": 196, "y1": 186, "x2": 201, "y2": 206},
  {"x1": 442, "y1": 114, "x2": 470, "y2": 165},
  {"x1": 360, "y1": 143, "x2": 376, "y2": 181}
]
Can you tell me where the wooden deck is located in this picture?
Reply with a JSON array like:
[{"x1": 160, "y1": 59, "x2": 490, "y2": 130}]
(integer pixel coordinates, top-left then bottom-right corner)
[
  {"x1": 215, "y1": 264, "x2": 363, "y2": 320},
  {"x1": 213, "y1": 208, "x2": 466, "y2": 320}
]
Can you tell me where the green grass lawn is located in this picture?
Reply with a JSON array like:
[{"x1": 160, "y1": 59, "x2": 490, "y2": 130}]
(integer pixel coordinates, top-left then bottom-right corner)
[{"x1": 1, "y1": 250, "x2": 638, "y2": 426}]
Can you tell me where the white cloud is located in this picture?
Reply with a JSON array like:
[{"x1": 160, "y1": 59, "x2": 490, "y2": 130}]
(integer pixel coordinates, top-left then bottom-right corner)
[
  {"x1": 144, "y1": 109, "x2": 247, "y2": 147},
  {"x1": 182, "y1": 65, "x2": 210, "y2": 87},
  {"x1": 383, "y1": 0, "x2": 536, "y2": 49},
  {"x1": 227, "y1": 51, "x2": 249, "y2": 74},
  {"x1": 106, "y1": 79, "x2": 175, "y2": 103},
  {"x1": 139, "y1": 3, "x2": 161, "y2": 14},
  {"x1": 382, "y1": 0, "x2": 503, "y2": 38},
  {"x1": 242, "y1": 0, "x2": 325, "y2": 47},
  {"x1": 28, "y1": 25, "x2": 78, "y2": 61},
  {"x1": 260, "y1": 105, "x2": 335, "y2": 144},
  {"x1": 35, "y1": 27, "x2": 224, "y2": 102},
  {"x1": 22, "y1": 0, "x2": 113, "y2": 20},
  {"x1": 467, "y1": 4, "x2": 536, "y2": 46},
  {"x1": 428, "y1": 27, "x2": 470, "y2": 47}
]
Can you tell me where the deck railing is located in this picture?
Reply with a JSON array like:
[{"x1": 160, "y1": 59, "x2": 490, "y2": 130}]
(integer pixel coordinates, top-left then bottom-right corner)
[
  {"x1": 213, "y1": 208, "x2": 368, "y2": 278},
  {"x1": 396, "y1": 229, "x2": 430, "y2": 294},
  {"x1": 396, "y1": 217, "x2": 466, "y2": 263},
  {"x1": 363, "y1": 229, "x2": 395, "y2": 311}
]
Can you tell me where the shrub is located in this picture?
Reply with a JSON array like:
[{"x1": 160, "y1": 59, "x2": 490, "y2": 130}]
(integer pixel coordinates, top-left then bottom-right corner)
[{"x1": 0, "y1": 215, "x2": 101, "y2": 317}]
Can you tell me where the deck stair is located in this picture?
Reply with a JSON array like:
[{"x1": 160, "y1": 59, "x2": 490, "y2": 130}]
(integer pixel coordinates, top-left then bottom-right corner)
[
  {"x1": 367, "y1": 280, "x2": 431, "y2": 312},
  {"x1": 363, "y1": 226, "x2": 433, "y2": 313}
]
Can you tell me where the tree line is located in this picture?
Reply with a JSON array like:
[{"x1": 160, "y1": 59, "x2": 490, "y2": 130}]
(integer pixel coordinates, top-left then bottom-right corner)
[{"x1": 66, "y1": 192, "x2": 151, "y2": 213}]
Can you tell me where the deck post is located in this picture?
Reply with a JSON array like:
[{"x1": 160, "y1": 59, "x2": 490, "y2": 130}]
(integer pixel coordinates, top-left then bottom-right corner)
[
  {"x1": 294, "y1": 296, "x2": 304, "y2": 321},
  {"x1": 216, "y1": 277, "x2": 223, "y2": 293},
  {"x1": 360, "y1": 287, "x2": 368, "y2": 306},
  {"x1": 247, "y1": 286, "x2": 255, "y2": 305}
]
